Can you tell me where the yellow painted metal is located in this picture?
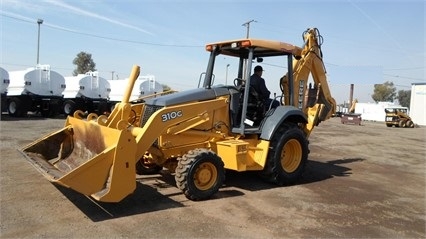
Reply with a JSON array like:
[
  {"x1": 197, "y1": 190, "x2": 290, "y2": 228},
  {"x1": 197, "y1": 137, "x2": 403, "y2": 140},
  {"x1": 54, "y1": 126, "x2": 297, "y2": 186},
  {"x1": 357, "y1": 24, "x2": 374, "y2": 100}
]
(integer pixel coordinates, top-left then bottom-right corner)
[
  {"x1": 214, "y1": 138, "x2": 269, "y2": 171},
  {"x1": 21, "y1": 116, "x2": 137, "y2": 202},
  {"x1": 20, "y1": 65, "x2": 141, "y2": 202},
  {"x1": 166, "y1": 111, "x2": 209, "y2": 135},
  {"x1": 245, "y1": 139, "x2": 270, "y2": 170},
  {"x1": 280, "y1": 28, "x2": 336, "y2": 138},
  {"x1": 194, "y1": 162, "x2": 218, "y2": 190},
  {"x1": 215, "y1": 140, "x2": 249, "y2": 171},
  {"x1": 206, "y1": 38, "x2": 303, "y2": 57},
  {"x1": 281, "y1": 139, "x2": 302, "y2": 173},
  {"x1": 131, "y1": 97, "x2": 229, "y2": 159}
]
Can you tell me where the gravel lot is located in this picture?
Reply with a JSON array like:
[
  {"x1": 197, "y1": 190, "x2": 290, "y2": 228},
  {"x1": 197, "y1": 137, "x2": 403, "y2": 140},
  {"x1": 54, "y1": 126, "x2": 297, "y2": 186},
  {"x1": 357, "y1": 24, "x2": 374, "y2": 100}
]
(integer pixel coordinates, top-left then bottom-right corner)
[{"x1": 1, "y1": 113, "x2": 425, "y2": 238}]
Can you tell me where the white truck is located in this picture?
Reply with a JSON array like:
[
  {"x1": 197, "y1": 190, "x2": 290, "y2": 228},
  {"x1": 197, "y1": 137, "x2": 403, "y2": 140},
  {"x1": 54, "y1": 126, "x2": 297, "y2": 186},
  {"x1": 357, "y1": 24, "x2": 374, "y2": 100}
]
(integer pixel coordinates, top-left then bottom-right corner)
[
  {"x1": 108, "y1": 74, "x2": 163, "y2": 111},
  {"x1": 63, "y1": 71, "x2": 111, "y2": 116},
  {"x1": 0, "y1": 67, "x2": 10, "y2": 112},
  {"x1": 6, "y1": 65, "x2": 66, "y2": 117}
]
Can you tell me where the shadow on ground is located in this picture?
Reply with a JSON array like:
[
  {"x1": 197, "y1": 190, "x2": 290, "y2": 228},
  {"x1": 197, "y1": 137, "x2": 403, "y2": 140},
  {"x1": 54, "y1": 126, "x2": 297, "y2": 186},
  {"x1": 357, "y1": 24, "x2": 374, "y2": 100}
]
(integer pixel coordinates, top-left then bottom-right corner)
[
  {"x1": 55, "y1": 179, "x2": 184, "y2": 222},
  {"x1": 54, "y1": 157, "x2": 365, "y2": 221}
]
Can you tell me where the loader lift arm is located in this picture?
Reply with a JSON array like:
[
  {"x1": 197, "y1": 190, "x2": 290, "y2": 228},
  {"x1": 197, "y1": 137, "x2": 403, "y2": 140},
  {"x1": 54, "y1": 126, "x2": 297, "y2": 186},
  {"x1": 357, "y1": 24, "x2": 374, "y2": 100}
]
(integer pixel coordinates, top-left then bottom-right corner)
[{"x1": 280, "y1": 28, "x2": 336, "y2": 137}]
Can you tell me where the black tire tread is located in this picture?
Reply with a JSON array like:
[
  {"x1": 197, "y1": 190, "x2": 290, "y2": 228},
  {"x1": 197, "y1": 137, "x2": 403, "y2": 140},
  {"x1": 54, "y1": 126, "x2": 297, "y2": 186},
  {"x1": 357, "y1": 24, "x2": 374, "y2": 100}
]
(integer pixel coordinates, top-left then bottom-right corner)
[
  {"x1": 260, "y1": 122, "x2": 309, "y2": 185},
  {"x1": 175, "y1": 148, "x2": 224, "y2": 201}
]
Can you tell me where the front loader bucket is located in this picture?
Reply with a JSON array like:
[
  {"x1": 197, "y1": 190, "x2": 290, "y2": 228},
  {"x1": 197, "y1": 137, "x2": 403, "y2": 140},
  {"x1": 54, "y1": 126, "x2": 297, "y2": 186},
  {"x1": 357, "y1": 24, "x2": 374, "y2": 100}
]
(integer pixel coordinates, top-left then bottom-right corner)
[
  {"x1": 20, "y1": 117, "x2": 137, "y2": 202},
  {"x1": 19, "y1": 65, "x2": 142, "y2": 203}
]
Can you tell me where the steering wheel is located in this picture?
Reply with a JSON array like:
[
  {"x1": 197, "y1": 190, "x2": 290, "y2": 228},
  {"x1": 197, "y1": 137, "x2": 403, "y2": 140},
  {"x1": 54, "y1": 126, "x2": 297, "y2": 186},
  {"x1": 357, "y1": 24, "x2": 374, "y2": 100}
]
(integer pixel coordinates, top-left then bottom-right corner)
[{"x1": 233, "y1": 78, "x2": 245, "y2": 87}]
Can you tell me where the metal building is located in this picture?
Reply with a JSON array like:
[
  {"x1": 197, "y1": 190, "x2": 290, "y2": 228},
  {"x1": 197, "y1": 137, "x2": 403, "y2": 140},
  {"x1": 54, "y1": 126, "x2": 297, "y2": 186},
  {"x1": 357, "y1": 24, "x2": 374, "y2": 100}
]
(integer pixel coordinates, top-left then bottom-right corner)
[{"x1": 410, "y1": 83, "x2": 426, "y2": 126}]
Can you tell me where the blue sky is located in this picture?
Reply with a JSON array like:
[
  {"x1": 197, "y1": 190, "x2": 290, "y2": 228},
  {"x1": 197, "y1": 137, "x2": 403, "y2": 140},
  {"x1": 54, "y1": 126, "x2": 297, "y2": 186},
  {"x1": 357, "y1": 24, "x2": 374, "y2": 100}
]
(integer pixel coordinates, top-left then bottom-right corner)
[{"x1": 1, "y1": 0, "x2": 424, "y2": 104}]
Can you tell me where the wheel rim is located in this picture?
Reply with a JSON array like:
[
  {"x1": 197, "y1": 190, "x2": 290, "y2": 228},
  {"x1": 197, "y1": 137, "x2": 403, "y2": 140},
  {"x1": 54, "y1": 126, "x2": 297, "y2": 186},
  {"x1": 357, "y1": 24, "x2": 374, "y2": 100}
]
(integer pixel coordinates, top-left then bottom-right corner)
[
  {"x1": 64, "y1": 103, "x2": 72, "y2": 114},
  {"x1": 281, "y1": 139, "x2": 302, "y2": 173},
  {"x1": 9, "y1": 101, "x2": 17, "y2": 114},
  {"x1": 193, "y1": 162, "x2": 217, "y2": 190}
]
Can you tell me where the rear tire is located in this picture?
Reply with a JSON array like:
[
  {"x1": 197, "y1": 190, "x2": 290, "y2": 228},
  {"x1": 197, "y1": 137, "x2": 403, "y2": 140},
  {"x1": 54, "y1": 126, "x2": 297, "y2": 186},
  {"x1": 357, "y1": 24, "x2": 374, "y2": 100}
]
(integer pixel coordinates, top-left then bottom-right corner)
[
  {"x1": 260, "y1": 122, "x2": 308, "y2": 185},
  {"x1": 175, "y1": 148, "x2": 225, "y2": 201},
  {"x1": 8, "y1": 97, "x2": 26, "y2": 117},
  {"x1": 63, "y1": 100, "x2": 76, "y2": 116}
]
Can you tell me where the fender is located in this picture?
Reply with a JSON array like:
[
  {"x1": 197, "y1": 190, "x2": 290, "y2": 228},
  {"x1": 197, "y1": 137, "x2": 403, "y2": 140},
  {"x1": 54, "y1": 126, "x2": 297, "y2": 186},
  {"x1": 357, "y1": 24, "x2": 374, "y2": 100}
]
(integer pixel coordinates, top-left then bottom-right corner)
[{"x1": 260, "y1": 106, "x2": 307, "y2": 140}]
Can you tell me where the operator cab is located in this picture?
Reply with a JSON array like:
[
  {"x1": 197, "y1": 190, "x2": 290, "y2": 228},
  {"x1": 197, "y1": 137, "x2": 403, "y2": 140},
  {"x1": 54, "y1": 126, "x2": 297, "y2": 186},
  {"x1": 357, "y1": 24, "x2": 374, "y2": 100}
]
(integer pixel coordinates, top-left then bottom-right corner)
[{"x1": 202, "y1": 38, "x2": 300, "y2": 135}]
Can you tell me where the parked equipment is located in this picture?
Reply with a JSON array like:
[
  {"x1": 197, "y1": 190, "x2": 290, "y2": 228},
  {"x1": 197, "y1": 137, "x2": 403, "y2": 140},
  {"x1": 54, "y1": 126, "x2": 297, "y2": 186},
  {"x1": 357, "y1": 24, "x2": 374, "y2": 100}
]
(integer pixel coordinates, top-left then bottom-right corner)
[
  {"x1": 0, "y1": 67, "x2": 10, "y2": 112},
  {"x1": 6, "y1": 65, "x2": 66, "y2": 117},
  {"x1": 108, "y1": 75, "x2": 164, "y2": 111},
  {"x1": 340, "y1": 99, "x2": 362, "y2": 125},
  {"x1": 385, "y1": 107, "x2": 414, "y2": 128},
  {"x1": 341, "y1": 113, "x2": 362, "y2": 125},
  {"x1": 63, "y1": 72, "x2": 111, "y2": 116},
  {"x1": 20, "y1": 28, "x2": 335, "y2": 203}
]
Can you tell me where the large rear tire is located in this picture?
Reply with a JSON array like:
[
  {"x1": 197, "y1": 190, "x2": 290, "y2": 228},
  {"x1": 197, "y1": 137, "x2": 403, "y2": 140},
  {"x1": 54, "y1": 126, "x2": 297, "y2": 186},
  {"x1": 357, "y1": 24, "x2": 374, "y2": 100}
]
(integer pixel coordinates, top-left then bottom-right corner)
[
  {"x1": 175, "y1": 148, "x2": 225, "y2": 201},
  {"x1": 8, "y1": 97, "x2": 26, "y2": 117},
  {"x1": 260, "y1": 122, "x2": 308, "y2": 185}
]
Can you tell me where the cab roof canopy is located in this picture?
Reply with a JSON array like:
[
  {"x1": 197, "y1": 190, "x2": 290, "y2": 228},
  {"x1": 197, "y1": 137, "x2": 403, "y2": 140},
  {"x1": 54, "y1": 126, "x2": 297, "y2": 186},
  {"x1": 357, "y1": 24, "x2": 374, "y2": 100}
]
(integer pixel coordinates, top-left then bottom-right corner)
[{"x1": 205, "y1": 38, "x2": 303, "y2": 58}]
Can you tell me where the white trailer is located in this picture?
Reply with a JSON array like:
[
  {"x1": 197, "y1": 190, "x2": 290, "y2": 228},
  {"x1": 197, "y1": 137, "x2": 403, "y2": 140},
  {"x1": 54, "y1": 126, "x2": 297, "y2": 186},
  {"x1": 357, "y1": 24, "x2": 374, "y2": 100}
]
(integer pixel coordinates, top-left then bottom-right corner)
[
  {"x1": 354, "y1": 102, "x2": 403, "y2": 122},
  {"x1": 410, "y1": 83, "x2": 426, "y2": 126},
  {"x1": 1, "y1": 67, "x2": 10, "y2": 112},
  {"x1": 63, "y1": 71, "x2": 111, "y2": 116},
  {"x1": 6, "y1": 65, "x2": 66, "y2": 117},
  {"x1": 108, "y1": 74, "x2": 163, "y2": 110}
]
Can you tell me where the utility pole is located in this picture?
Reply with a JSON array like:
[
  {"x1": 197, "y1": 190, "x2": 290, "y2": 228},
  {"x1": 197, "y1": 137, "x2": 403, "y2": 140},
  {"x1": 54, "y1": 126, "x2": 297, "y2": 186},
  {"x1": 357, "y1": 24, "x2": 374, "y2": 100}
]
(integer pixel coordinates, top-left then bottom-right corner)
[
  {"x1": 241, "y1": 20, "x2": 256, "y2": 79},
  {"x1": 242, "y1": 19, "x2": 256, "y2": 38},
  {"x1": 36, "y1": 19, "x2": 43, "y2": 65},
  {"x1": 111, "y1": 71, "x2": 115, "y2": 80}
]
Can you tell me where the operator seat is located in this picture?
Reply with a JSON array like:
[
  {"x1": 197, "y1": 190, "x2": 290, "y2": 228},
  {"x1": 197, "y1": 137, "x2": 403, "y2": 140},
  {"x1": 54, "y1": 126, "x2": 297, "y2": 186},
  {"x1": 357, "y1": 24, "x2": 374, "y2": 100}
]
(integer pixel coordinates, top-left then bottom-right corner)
[{"x1": 233, "y1": 85, "x2": 265, "y2": 127}]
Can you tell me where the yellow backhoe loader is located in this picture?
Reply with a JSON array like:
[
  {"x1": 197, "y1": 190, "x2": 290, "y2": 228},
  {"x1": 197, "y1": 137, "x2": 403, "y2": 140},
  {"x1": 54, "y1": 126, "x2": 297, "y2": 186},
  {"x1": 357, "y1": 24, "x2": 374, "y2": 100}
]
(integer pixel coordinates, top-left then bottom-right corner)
[{"x1": 20, "y1": 28, "x2": 335, "y2": 202}]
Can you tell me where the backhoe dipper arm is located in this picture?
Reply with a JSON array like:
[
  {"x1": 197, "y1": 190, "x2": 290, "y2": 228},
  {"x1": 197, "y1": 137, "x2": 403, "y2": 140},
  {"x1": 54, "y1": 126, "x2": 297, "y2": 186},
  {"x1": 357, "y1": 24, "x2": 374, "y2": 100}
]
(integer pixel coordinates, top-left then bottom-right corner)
[{"x1": 280, "y1": 28, "x2": 336, "y2": 137}]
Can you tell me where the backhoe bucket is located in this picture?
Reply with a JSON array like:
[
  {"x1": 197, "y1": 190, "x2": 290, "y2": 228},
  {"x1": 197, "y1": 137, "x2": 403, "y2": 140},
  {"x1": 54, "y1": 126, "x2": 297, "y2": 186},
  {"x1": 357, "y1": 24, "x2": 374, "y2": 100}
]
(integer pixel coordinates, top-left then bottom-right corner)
[{"x1": 19, "y1": 65, "x2": 141, "y2": 203}]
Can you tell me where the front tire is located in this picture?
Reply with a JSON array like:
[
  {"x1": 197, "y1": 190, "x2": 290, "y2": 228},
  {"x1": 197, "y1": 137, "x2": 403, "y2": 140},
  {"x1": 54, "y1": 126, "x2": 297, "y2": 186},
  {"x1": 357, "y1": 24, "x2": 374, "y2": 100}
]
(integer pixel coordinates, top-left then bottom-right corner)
[
  {"x1": 175, "y1": 148, "x2": 225, "y2": 201},
  {"x1": 260, "y1": 123, "x2": 309, "y2": 185},
  {"x1": 406, "y1": 120, "x2": 414, "y2": 128}
]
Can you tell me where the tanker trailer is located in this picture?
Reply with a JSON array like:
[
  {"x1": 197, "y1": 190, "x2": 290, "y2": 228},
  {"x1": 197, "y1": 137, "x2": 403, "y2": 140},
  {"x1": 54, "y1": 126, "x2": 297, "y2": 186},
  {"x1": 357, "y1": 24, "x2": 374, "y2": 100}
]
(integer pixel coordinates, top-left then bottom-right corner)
[
  {"x1": 0, "y1": 67, "x2": 10, "y2": 113},
  {"x1": 63, "y1": 71, "x2": 111, "y2": 116},
  {"x1": 7, "y1": 65, "x2": 66, "y2": 117},
  {"x1": 107, "y1": 74, "x2": 163, "y2": 111}
]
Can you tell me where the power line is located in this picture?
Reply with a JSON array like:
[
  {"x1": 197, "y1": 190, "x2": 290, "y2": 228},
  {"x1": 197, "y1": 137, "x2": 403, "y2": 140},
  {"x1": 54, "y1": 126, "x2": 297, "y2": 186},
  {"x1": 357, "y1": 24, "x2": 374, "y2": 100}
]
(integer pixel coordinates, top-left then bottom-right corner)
[
  {"x1": 384, "y1": 67, "x2": 425, "y2": 71},
  {"x1": 0, "y1": 13, "x2": 33, "y2": 24},
  {"x1": 1, "y1": 13, "x2": 203, "y2": 48},
  {"x1": 383, "y1": 74, "x2": 424, "y2": 81},
  {"x1": 44, "y1": 24, "x2": 203, "y2": 48}
]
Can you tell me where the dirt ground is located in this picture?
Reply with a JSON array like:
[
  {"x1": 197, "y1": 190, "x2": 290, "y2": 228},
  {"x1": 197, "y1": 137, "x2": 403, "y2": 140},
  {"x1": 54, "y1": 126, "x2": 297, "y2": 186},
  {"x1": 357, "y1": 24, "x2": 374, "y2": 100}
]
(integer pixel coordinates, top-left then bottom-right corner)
[{"x1": 0, "y1": 113, "x2": 425, "y2": 239}]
